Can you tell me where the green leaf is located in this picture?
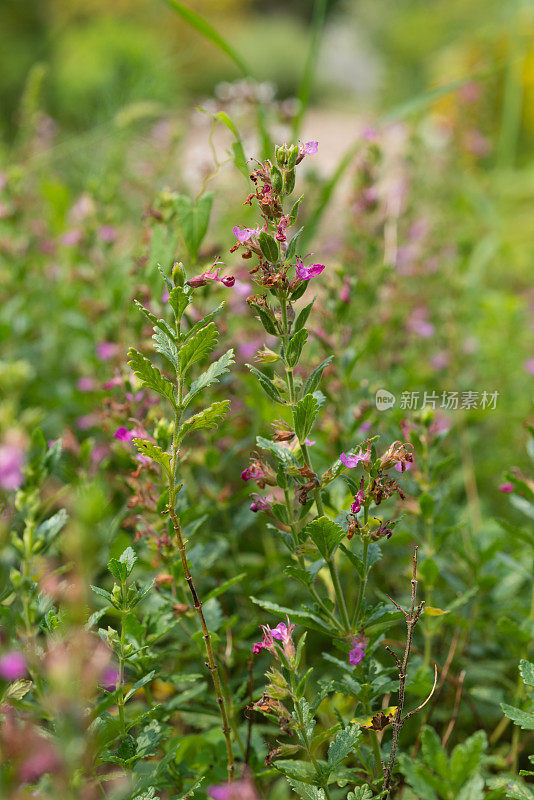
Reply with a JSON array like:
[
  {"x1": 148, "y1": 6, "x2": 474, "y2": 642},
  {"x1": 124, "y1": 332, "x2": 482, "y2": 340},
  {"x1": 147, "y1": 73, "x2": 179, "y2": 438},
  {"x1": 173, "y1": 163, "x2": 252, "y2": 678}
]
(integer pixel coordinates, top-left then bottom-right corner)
[
  {"x1": 303, "y1": 516, "x2": 345, "y2": 558},
  {"x1": 134, "y1": 299, "x2": 176, "y2": 340},
  {"x1": 34, "y1": 508, "x2": 68, "y2": 550},
  {"x1": 4, "y1": 679, "x2": 32, "y2": 701},
  {"x1": 286, "y1": 779, "x2": 326, "y2": 800},
  {"x1": 120, "y1": 547, "x2": 137, "y2": 576},
  {"x1": 520, "y1": 659, "x2": 534, "y2": 688},
  {"x1": 132, "y1": 439, "x2": 171, "y2": 476},
  {"x1": 203, "y1": 573, "x2": 246, "y2": 603},
  {"x1": 152, "y1": 328, "x2": 179, "y2": 370},
  {"x1": 304, "y1": 356, "x2": 333, "y2": 396},
  {"x1": 256, "y1": 308, "x2": 278, "y2": 335},
  {"x1": 177, "y1": 401, "x2": 230, "y2": 441},
  {"x1": 506, "y1": 781, "x2": 534, "y2": 800},
  {"x1": 286, "y1": 226, "x2": 304, "y2": 261},
  {"x1": 327, "y1": 724, "x2": 361, "y2": 769},
  {"x1": 124, "y1": 670, "x2": 156, "y2": 702},
  {"x1": 128, "y1": 348, "x2": 176, "y2": 408},
  {"x1": 456, "y1": 774, "x2": 485, "y2": 800},
  {"x1": 347, "y1": 787, "x2": 373, "y2": 800},
  {"x1": 258, "y1": 231, "x2": 279, "y2": 263},
  {"x1": 257, "y1": 435, "x2": 298, "y2": 466},
  {"x1": 179, "y1": 322, "x2": 218, "y2": 377},
  {"x1": 501, "y1": 703, "x2": 534, "y2": 730},
  {"x1": 274, "y1": 760, "x2": 316, "y2": 784},
  {"x1": 421, "y1": 726, "x2": 449, "y2": 779},
  {"x1": 182, "y1": 302, "x2": 224, "y2": 341},
  {"x1": 108, "y1": 558, "x2": 127, "y2": 582},
  {"x1": 168, "y1": 286, "x2": 190, "y2": 321},
  {"x1": 293, "y1": 298, "x2": 314, "y2": 332},
  {"x1": 247, "y1": 364, "x2": 285, "y2": 404},
  {"x1": 163, "y1": 0, "x2": 250, "y2": 75},
  {"x1": 182, "y1": 348, "x2": 234, "y2": 409},
  {"x1": 91, "y1": 585, "x2": 113, "y2": 603},
  {"x1": 174, "y1": 193, "x2": 214, "y2": 261},
  {"x1": 398, "y1": 754, "x2": 439, "y2": 800},
  {"x1": 294, "y1": 394, "x2": 319, "y2": 441},
  {"x1": 450, "y1": 730, "x2": 487, "y2": 785},
  {"x1": 286, "y1": 328, "x2": 308, "y2": 368},
  {"x1": 211, "y1": 111, "x2": 249, "y2": 180}
]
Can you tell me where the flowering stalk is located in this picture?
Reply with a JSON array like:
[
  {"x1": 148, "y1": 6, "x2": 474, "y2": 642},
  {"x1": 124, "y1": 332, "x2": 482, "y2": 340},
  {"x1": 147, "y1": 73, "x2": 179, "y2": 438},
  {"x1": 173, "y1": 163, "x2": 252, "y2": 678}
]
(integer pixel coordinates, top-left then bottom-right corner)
[{"x1": 127, "y1": 263, "x2": 236, "y2": 780}]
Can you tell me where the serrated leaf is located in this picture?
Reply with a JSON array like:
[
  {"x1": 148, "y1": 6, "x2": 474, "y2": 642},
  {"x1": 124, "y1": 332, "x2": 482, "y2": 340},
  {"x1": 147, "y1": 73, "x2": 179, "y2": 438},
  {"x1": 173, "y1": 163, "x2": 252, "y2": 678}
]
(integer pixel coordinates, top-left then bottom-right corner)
[
  {"x1": 501, "y1": 703, "x2": 534, "y2": 730},
  {"x1": 183, "y1": 302, "x2": 224, "y2": 341},
  {"x1": 520, "y1": 659, "x2": 534, "y2": 688},
  {"x1": 286, "y1": 328, "x2": 308, "y2": 368},
  {"x1": 506, "y1": 782, "x2": 534, "y2": 800},
  {"x1": 168, "y1": 286, "x2": 190, "y2": 321},
  {"x1": 134, "y1": 299, "x2": 176, "y2": 340},
  {"x1": 179, "y1": 322, "x2": 218, "y2": 377},
  {"x1": 4, "y1": 679, "x2": 32, "y2": 701},
  {"x1": 294, "y1": 394, "x2": 319, "y2": 441},
  {"x1": 327, "y1": 724, "x2": 361, "y2": 769},
  {"x1": 119, "y1": 546, "x2": 137, "y2": 576},
  {"x1": 457, "y1": 773, "x2": 484, "y2": 800},
  {"x1": 152, "y1": 328, "x2": 179, "y2": 370},
  {"x1": 304, "y1": 356, "x2": 333, "y2": 396},
  {"x1": 128, "y1": 348, "x2": 176, "y2": 408},
  {"x1": 177, "y1": 401, "x2": 230, "y2": 441},
  {"x1": 287, "y1": 778, "x2": 326, "y2": 800},
  {"x1": 274, "y1": 760, "x2": 316, "y2": 784},
  {"x1": 257, "y1": 435, "x2": 298, "y2": 465},
  {"x1": 347, "y1": 786, "x2": 373, "y2": 800},
  {"x1": 247, "y1": 364, "x2": 285, "y2": 404},
  {"x1": 174, "y1": 193, "x2": 213, "y2": 261},
  {"x1": 249, "y1": 597, "x2": 331, "y2": 634},
  {"x1": 34, "y1": 508, "x2": 68, "y2": 550},
  {"x1": 132, "y1": 439, "x2": 171, "y2": 476},
  {"x1": 303, "y1": 516, "x2": 345, "y2": 558},
  {"x1": 108, "y1": 558, "x2": 127, "y2": 582},
  {"x1": 91, "y1": 585, "x2": 113, "y2": 602},
  {"x1": 182, "y1": 348, "x2": 234, "y2": 409}
]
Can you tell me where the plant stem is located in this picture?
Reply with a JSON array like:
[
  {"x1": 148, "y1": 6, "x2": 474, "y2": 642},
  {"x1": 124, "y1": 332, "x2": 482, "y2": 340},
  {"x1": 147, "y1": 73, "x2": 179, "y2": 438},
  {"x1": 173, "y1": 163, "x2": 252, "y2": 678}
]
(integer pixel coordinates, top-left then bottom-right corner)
[
  {"x1": 352, "y1": 538, "x2": 369, "y2": 628},
  {"x1": 291, "y1": 673, "x2": 333, "y2": 800}
]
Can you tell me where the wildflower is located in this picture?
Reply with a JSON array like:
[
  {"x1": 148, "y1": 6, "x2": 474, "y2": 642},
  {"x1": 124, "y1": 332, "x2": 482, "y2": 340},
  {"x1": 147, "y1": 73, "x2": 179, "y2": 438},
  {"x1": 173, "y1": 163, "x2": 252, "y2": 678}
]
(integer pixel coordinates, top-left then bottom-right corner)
[
  {"x1": 499, "y1": 482, "x2": 514, "y2": 493},
  {"x1": 340, "y1": 283, "x2": 351, "y2": 303},
  {"x1": 0, "y1": 651, "x2": 27, "y2": 681},
  {"x1": 395, "y1": 460, "x2": 412, "y2": 472},
  {"x1": 295, "y1": 258, "x2": 326, "y2": 281},
  {"x1": 187, "y1": 265, "x2": 235, "y2": 288},
  {"x1": 406, "y1": 308, "x2": 435, "y2": 338},
  {"x1": 349, "y1": 634, "x2": 367, "y2": 666},
  {"x1": 61, "y1": 229, "x2": 83, "y2": 247},
  {"x1": 350, "y1": 480, "x2": 366, "y2": 514},
  {"x1": 97, "y1": 225, "x2": 117, "y2": 243},
  {"x1": 113, "y1": 426, "x2": 142, "y2": 442},
  {"x1": 100, "y1": 666, "x2": 119, "y2": 692},
  {"x1": 233, "y1": 226, "x2": 256, "y2": 243},
  {"x1": 250, "y1": 494, "x2": 273, "y2": 513},
  {"x1": 253, "y1": 618, "x2": 295, "y2": 659},
  {"x1": 208, "y1": 778, "x2": 259, "y2": 800},
  {"x1": 20, "y1": 748, "x2": 62, "y2": 783},
  {"x1": 299, "y1": 141, "x2": 318, "y2": 156},
  {"x1": 340, "y1": 445, "x2": 371, "y2": 469},
  {"x1": 96, "y1": 341, "x2": 119, "y2": 361},
  {"x1": 304, "y1": 438, "x2": 316, "y2": 446},
  {"x1": 0, "y1": 445, "x2": 25, "y2": 491},
  {"x1": 76, "y1": 414, "x2": 98, "y2": 430},
  {"x1": 241, "y1": 454, "x2": 274, "y2": 487},
  {"x1": 380, "y1": 441, "x2": 413, "y2": 472},
  {"x1": 77, "y1": 376, "x2": 96, "y2": 392},
  {"x1": 525, "y1": 359, "x2": 534, "y2": 375}
]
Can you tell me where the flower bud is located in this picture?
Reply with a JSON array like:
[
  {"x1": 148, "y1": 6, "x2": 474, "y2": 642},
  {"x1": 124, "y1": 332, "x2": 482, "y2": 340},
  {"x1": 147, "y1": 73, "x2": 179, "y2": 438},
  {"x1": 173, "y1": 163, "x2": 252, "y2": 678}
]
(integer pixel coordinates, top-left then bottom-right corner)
[
  {"x1": 172, "y1": 261, "x2": 185, "y2": 287},
  {"x1": 270, "y1": 165, "x2": 283, "y2": 194}
]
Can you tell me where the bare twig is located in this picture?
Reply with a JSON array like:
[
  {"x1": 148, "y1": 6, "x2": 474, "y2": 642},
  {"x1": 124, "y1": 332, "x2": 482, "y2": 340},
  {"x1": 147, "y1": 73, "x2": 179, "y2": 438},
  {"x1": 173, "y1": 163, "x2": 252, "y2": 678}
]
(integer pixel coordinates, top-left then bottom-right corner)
[
  {"x1": 441, "y1": 668, "x2": 466, "y2": 747},
  {"x1": 383, "y1": 547, "x2": 427, "y2": 798}
]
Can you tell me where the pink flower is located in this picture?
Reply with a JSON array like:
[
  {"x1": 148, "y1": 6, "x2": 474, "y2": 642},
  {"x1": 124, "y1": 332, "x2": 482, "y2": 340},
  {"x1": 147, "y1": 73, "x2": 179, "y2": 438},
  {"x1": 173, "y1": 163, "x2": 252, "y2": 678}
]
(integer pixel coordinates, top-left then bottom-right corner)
[
  {"x1": 295, "y1": 259, "x2": 326, "y2": 281},
  {"x1": 304, "y1": 438, "x2": 316, "y2": 446},
  {"x1": 233, "y1": 226, "x2": 255, "y2": 243},
  {"x1": 395, "y1": 460, "x2": 412, "y2": 472},
  {"x1": 431, "y1": 352, "x2": 449, "y2": 371},
  {"x1": 340, "y1": 446, "x2": 371, "y2": 469},
  {"x1": 349, "y1": 642, "x2": 366, "y2": 666},
  {"x1": 525, "y1": 359, "x2": 534, "y2": 375},
  {"x1": 97, "y1": 225, "x2": 117, "y2": 243},
  {"x1": 340, "y1": 283, "x2": 351, "y2": 303},
  {"x1": 77, "y1": 376, "x2": 96, "y2": 392},
  {"x1": 208, "y1": 779, "x2": 259, "y2": 800},
  {"x1": 76, "y1": 414, "x2": 98, "y2": 430},
  {"x1": 241, "y1": 466, "x2": 265, "y2": 482},
  {"x1": 96, "y1": 341, "x2": 119, "y2": 361},
  {"x1": 350, "y1": 485, "x2": 366, "y2": 514},
  {"x1": 187, "y1": 266, "x2": 235, "y2": 288},
  {"x1": 0, "y1": 445, "x2": 25, "y2": 491},
  {"x1": 102, "y1": 373, "x2": 123, "y2": 389},
  {"x1": 250, "y1": 494, "x2": 273, "y2": 513},
  {"x1": 20, "y1": 747, "x2": 61, "y2": 783},
  {"x1": 0, "y1": 651, "x2": 27, "y2": 681},
  {"x1": 61, "y1": 229, "x2": 83, "y2": 247},
  {"x1": 406, "y1": 309, "x2": 435, "y2": 338},
  {"x1": 253, "y1": 618, "x2": 295, "y2": 659},
  {"x1": 101, "y1": 666, "x2": 120, "y2": 691},
  {"x1": 161, "y1": 289, "x2": 170, "y2": 303},
  {"x1": 114, "y1": 426, "x2": 144, "y2": 442},
  {"x1": 499, "y1": 482, "x2": 514, "y2": 493},
  {"x1": 300, "y1": 141, "x2": 318, "y2": 156}
]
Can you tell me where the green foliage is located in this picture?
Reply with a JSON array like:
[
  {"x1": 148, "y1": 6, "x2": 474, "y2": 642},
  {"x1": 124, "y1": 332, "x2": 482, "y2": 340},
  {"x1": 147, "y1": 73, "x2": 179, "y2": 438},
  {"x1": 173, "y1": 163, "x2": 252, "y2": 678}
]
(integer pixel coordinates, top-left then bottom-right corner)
[
  {"x1": 128, "y1": 347, "x2": 177, "y2": 408},
  {"x1": 174, "y1": 193, "x2": 214, "y2": 262},
  {"x1": 303, "y1": 516, "x2": 345, "y2": 558}
]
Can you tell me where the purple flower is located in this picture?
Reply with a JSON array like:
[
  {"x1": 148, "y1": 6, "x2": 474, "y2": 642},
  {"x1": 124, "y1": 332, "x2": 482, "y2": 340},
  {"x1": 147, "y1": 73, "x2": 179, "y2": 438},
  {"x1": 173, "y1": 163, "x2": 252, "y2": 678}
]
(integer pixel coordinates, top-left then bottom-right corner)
[
  {"x1": 349, "y1": 634, "x2": 368, "y2": 666},
  {"x1": 340, "y1": 446, "x2": 371, "y2": 469},
  {"x1": 395, "y1": 460, "x2": 412, "y2": 473},
  {"x1": 114, "y1": 426, "x2": 143, "y2": 442},
  {"x1": 188, "y1": 266, "x2": 235, "y2": 288},
  {"x1": 340, "y1": 283, "x2": 351, "y2": 303},
  {"x1": 61, "y1": 229, "x2": 83, "y2": 247},
  {"x1": 499, "y1": 482, "x2": 514, "y2": 493},
  {"x1": 76, "y1": 414, "x2": 98, "y2": 430},
  {"x1": 208, "y1": 779, "x2": 259, "y2": 800},
  {"x1": 0, "y1": 651, "x2": 27, "y2": 681},
  {"x1": 161, "y1": 289, "x2": 170, "y2": 303},
  {"x1": 304, "y1": 438, "x2": 316, "y2": 446},
  {"x1": 233, "y1": 226, "x2": 255, "y2": 243},
  {"x1": 0, "y1": 445, "x2": 25, "y2": 491},
  {"x1": 96, "y1": 341, "x2": 119, "y2": 361},
  {"x1": 101, "y1": 666, "x2": 119, "y2": 692},
  {"x1": 295, "y1": 259, "x2": 326, "y2": 281},
  {"x1": 250, "y1": 494, "x2": 273, "y2": 513},
  {"x1": 350, "y1": 487, "x2": 366, "y2": 514},
  {"x1": 406, "y1": 309, "x2": 435, "y2": 338},
  {"x1": 253, "y1": 617, "x2": 295, "y2": 659},
  {"x1": 525, "y1": 359, "x2": 534, "y2": 375},
  {"x1": 300, "y1": 141, "x2": 318, "y2": 156},
  {"x1": 97, "y1": 225, "x2": 117, "y2": 243},
  {"x1": 20, "y1": 747, "x2": 61, "y2": 783}
]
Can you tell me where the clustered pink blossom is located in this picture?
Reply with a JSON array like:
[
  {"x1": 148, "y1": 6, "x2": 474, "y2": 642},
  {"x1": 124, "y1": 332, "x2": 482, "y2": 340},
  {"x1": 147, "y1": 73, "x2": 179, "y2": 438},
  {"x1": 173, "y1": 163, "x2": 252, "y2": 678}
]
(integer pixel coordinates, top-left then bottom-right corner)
[
  {"x1": 96, "y1": 341, "x2": 119, "y2": 361},
  {"x1": 299, "y1": 141, "x2": 318, "y2": 156},
  {"x1": 0, "y1": 651, "x2": 27, "y2": 681},
  {"x1": 0, "y1": 445, "x2": 25, "y2": 491},
  {"x1": 340, "y1": 445, "x2": 371, "y2": 469},
  {"x1": 499, "y1": 482, "x2": 514, "y2": 493},
  {"x1": 350, "y1": 485, "x2": 366, "y2": 514},
  {"x1": 233, "y1": 226, "x2": 256, "y2": 243},
  {"x1": 114, "y1": 426, "x2": 144, "y2": 442},
  {"x1": 249, "y1": 494, "x2": 273, "y2": 513},
  {"x1": 349, "y1": 635, "x2": 367, "y2": 666},
  {"x1": 252, "y1": 618, "x2": 295, "y2": 659}
]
